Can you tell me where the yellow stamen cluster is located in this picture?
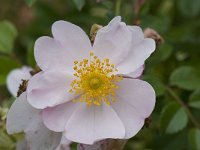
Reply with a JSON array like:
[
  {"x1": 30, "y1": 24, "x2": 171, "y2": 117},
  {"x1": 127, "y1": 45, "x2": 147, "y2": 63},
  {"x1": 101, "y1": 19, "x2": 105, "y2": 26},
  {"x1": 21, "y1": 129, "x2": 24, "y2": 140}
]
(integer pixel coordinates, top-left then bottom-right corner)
[{"x1": 70, "y1": 52, "x2": 123, "y2": 106}]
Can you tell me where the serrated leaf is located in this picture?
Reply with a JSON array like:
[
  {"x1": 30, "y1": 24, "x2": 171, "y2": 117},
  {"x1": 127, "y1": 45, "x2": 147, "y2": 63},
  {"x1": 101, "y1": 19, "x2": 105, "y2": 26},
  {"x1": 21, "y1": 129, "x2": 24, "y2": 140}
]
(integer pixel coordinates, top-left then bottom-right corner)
[
  {"x1": 189, "y1": 128, "x2": 200, "y2": 150},
  {"x1": 170, "y1": 66, "x2": 200, "y2": 90},
  {"x1": 0, "y1": 21, "x2": 17, "y2": 54},
  {"x1": 24, "y1": 0, "x2": 37, "y2": 7},
  {"x1": 161, "y1": 102, "x2": 188, "y2": 134},
  {"x1": 73, "y1": 0, "x2": 85, "y2": 11},
  {"x1": 177, "y1": 0, "x2": 200, "y2": 17},
  {"x1": 189, "y1": 89, "x2": 200, "y2": 109}
]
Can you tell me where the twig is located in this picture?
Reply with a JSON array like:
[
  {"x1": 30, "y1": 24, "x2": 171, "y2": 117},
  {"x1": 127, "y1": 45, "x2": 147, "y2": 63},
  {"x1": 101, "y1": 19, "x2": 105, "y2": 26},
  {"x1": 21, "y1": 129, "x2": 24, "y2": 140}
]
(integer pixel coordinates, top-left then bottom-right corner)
[{"x1": 166, "y1": 87, "x2": 200, "y2": 129}]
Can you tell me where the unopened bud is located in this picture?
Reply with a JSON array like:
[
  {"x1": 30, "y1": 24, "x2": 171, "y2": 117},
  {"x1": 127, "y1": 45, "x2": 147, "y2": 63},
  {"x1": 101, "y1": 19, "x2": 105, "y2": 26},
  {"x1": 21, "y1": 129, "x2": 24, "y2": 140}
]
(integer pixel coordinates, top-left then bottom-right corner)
[
  {"x1": 144, "y1": 28, "x2": 164, "y2": 45},
  {"x1": 90, "y1": 24, "x2": 103, "y2": 44}
]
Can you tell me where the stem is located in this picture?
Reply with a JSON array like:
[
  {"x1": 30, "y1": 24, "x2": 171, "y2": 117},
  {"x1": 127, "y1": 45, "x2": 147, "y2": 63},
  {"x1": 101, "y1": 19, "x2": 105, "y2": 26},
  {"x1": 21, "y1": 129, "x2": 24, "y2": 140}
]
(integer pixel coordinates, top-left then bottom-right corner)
[
  {"x1": 166, "y1": 87, "x2": 200, "y2": 129},
  {"x1": 115, "y1": 0, "x2": 122, "y2": 16}
]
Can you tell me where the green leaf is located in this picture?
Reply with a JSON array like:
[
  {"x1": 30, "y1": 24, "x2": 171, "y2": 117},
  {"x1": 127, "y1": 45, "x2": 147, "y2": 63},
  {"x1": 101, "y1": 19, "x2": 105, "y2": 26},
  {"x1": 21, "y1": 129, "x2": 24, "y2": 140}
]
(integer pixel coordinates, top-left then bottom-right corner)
[
  {"x1": 161, "y1": 102, "x2": 188, "y2": 134},
  {"x1": 143, "y1": 75, "x2": 165, "y2": 97},
  {"x1": 148, "y1": 43, "x2": 173, "y2": 64},
  {"x1": 177, "y1": 0, "x2": 200, "y2": 17},
  {"x1": 0, "y1": 56, "x2": 21, "y2": 85},
  {"x1": 189, "y1": 128, "x2": 200, "y2": 150},
  {"x1": 189, "y1": 89, "x2": 200, "y2": 109},
  {"x1": 73, "y1": 0, "x2": 85, "y2": 11},
  {"x1": 0, "y1": 21, "x2": 17, "y2": 54},
  {"x1": 24, "y1": 0, "x2": 37, "y2": 7},
  {"x1": 0, "y1": 131, "x2": 14, "y2": 149},
  {"x1": 27, "y1": 41, "x2": 36, "y2": 67},
  {"x1": 170, "y1": 66, "x2": 200, "y2": 90}
]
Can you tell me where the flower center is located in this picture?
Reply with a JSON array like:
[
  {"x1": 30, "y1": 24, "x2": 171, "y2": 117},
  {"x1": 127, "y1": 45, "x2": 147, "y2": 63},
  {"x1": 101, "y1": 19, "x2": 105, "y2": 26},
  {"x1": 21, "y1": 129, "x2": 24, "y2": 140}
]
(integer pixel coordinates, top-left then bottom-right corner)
[
  {"x1": 89, "y1": 78, "x2": 101, "y2": 89},
  {"x1": 69, "y1": 52, "x2": 122, "y2": 106}
]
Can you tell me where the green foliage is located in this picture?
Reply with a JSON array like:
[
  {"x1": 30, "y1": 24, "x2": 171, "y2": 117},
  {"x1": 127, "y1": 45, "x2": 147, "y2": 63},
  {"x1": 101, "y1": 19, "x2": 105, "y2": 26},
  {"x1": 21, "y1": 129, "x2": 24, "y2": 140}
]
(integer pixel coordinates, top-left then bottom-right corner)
[
  {"x1": 73, "y1": 0, "x2": 86, "y2": 11},
  {"x1": 0, "y1": 21, "x2": 17, "y2": 54},
  {"x1": 0, "y1": 130, "x2": 14, "y2": 150},
  {"x1": 148, "y1": 43, "x2": 173, "y2": 64},
  {"x1": 177, "y1": 0, "x2": 200, "y2": 17},
  {"x1": 189, "y1": 128, "x2": 200, "y2": 150},
  {"x1": 189, "y1": 89, "x2": 200, "y2": 109},
  {"x1": 0, "y1": 0, "x2": 200, "y2": 149},
  {"x1": 161, "y1": 102, "x2": 188, "y2": 134},
  {"x1": 0, "y1": 56, "x2": 21, "y2": 85},
  {"x1": 24, "y1": 0, "x2": 37, "y2": 7},
  {"x1": 170, "y1": 66, "x2": 200, "y2": 90},
  {"x1": 143, "y1": 75, "x2": 165, "y2": 97},
  {"x1": 27, "y1": 41, "x2": 36, "y2": 67}
]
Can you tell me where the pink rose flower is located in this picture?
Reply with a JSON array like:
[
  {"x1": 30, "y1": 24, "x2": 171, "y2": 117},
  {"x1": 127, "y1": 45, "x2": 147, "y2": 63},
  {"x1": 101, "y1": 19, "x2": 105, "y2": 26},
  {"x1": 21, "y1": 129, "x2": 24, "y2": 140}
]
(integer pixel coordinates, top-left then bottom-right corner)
[{"x1": 27, "y1": 16, "x2": 156, "y2": 144}]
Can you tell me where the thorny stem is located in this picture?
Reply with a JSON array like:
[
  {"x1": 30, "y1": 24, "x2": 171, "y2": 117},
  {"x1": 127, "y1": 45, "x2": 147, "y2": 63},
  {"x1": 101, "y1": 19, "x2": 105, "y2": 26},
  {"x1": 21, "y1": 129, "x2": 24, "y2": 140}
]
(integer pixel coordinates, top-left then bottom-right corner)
[
  {"x1": 115, "y1": 0, "x2": 122, "y2": 16},
  {"x1": 166, "y1": 87, "x2": 200, "y2": 129}
]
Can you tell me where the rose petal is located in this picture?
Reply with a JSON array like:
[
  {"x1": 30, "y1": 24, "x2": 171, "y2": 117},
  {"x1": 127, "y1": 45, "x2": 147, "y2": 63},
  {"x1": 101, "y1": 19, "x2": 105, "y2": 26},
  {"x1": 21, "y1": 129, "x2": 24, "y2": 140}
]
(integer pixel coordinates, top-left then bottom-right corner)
[
  {"x1": 93, "y1": 16, "x2": 132, "y2": 66},
  {"x1": 42, "y1": 101, "x2": 78, "y2": 132},
  {"x1": 35, "y1": 21, "x2": 92, "y2": 72},
  {"x1": 6, "y1": 92, "x2": 40, "y2": 134},
  {"x1": 27, "y1": 71, "x2": 76, "y2": 109},
  {"x1": 116, "y1": 78, "x2": 156, "y2": 119},
  {"x1": 64, "y1": 103, "x2": 125, "y2": 144},
  {"x1": 123, "y1": 65, "x2": 144, "y2": 79},
  {"x1": 112, "y1": 99, "x2": 144, "y2": 139},
  {"x1": 26, "y1": 121, "x2": 62, "y2": 150},
  {"x1": 117, "y1": 27, "x2": 155, "y2": 75}
]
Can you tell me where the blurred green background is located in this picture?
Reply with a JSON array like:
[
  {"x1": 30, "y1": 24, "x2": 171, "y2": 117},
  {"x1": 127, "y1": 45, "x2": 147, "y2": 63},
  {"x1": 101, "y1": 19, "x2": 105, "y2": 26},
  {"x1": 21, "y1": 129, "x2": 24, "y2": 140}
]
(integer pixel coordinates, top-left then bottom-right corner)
[{"x1": 0, "y1": 0, "x2": 200, "y2": 149}]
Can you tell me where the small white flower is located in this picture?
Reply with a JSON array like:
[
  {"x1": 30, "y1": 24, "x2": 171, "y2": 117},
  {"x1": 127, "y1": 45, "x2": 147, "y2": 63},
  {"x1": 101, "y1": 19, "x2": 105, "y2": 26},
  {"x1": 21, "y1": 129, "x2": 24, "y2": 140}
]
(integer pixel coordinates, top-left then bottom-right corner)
[
  {"x1": 6, "y1": 66, "x2": 32, "y2": 97},
  {"x1": 27, "y1": 16, "x2": 156, "y2": 144}
]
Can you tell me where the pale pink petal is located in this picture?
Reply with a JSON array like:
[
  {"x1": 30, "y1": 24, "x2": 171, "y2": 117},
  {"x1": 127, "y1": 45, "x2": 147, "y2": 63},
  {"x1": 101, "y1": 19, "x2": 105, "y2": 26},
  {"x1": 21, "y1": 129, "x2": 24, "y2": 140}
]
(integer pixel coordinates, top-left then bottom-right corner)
[
  {"x1": 129, "y1": 65, "x2": 144, "y2": 78},
  {"x1": 27, "y1": 71, "x2": 76, "y2": 109},
  {"x1": 52, "y1": 20, "x2": 92, "y2": 57},
  {"x1": 116, "y1": 78, "x2": 156, "y2": 119},
  {"x1": 35, "y1": 21, "x2": 92, "y2": 72},
  {"x1": 6, "y1": 87, "x2": 62, "y2": 150},
  {"x1": 26, "y1": 121, "x2": 62, "y2": 150},
  {"x1": 42, "y1": 101, "x2": 78, "y2": 132},
  {"x1": 128, "y1": 26, "x2": 144, "y2": 46},
  {"x1": 6, "y1": 67, "x2": 32, "y2": 97},
  {"x1": 6, "y1": 92, "x2": 40, "y2": 134},
  {"x1": 112, "y1": 100, "x2": 145, "y2": 139},
  {"x1": 64, "y1": 103, "x2": 125, "y2": 144},
  {"x1": 117, "y1": 27, "x2": 155, "y2": 75},
  {"x1": 93, "y1": 16, "x2": 132, "y2": 66},
  {"x1": 122, "y1": 65, "x2": 144, "y2": 79}
]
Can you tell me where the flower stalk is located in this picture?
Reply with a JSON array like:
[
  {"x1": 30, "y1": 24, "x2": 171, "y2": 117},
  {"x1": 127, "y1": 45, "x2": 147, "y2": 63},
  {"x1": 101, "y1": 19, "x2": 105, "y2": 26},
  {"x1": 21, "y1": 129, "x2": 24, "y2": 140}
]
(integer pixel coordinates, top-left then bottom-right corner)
[{"x1": 115, "y1": 0, "x2": 122, "y2": 16}]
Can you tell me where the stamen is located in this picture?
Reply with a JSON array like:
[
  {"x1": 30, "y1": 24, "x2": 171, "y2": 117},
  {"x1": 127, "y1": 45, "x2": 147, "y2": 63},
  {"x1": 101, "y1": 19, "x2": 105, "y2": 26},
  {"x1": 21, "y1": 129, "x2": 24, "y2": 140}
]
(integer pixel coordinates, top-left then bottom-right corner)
[{"x1": 70, "y1": 52, "x2": 122, "y2": 106}]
